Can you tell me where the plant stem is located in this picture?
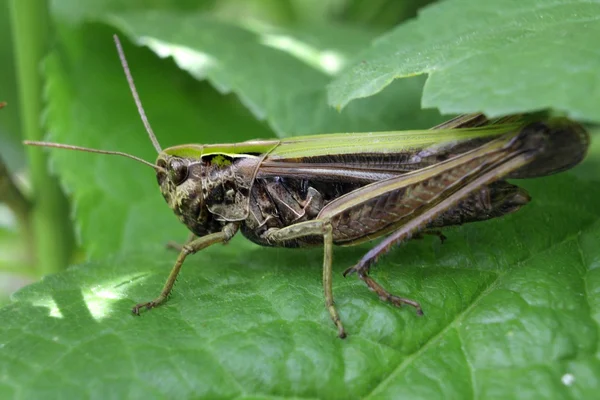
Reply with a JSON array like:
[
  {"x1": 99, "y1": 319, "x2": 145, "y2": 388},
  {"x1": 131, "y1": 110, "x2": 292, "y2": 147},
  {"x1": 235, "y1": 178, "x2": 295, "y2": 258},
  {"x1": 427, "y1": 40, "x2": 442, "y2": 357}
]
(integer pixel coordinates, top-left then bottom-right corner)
[
  {"x1": 0, "y1": 154, "x2": 34, "y2": 262},
  {"x1": 9, "y1": 0, "x2": 75, "y2": 275}
]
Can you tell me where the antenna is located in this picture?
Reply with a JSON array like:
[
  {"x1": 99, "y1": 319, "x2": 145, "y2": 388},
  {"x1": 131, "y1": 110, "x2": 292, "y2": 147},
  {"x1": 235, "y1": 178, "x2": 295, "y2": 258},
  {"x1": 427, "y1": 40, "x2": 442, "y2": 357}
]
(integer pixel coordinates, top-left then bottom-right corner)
[
  {"x1": 24, "y1": 141, "x2": 166, "y2": 173},
  {"x1": 113, "y1": 34, "x2": 162, "y2": 153},
  {"x1": 22, "y1": 38, "x2": 165, "y2": 174}
]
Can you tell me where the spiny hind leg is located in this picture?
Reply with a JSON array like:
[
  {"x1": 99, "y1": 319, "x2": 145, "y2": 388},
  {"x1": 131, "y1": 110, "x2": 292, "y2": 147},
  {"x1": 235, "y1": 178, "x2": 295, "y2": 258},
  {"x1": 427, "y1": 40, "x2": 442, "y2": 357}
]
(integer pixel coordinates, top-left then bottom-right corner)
[
  {"x1": 371, "y1": 229, "x2": 443, "y2": 308},
  {"x1": 344, "y1": 250, "x2": 423, "y2": 316},
  {"x1": 356, "y1": 271, "x2": 422, "y2": 315},
  {"x1": 358, "y1": 229, "x2": 441, "y2": 311}
]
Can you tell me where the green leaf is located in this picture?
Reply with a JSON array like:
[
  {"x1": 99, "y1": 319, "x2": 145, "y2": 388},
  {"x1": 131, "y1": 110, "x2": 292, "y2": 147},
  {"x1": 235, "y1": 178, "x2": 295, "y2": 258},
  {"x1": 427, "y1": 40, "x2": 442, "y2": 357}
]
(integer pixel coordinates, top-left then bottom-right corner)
[
  {"x1": 328, "y1": 0, "x2": 600, "y2": 123},
  {"x1": 49, "y1": 0, "x2": 217, "y2": 23},
  {"x1": 1, "y1": 169, "x2": 599, "y2": 398},
  {"x1": 102, "y1": 10, "x2": 443, "y2": 136}
]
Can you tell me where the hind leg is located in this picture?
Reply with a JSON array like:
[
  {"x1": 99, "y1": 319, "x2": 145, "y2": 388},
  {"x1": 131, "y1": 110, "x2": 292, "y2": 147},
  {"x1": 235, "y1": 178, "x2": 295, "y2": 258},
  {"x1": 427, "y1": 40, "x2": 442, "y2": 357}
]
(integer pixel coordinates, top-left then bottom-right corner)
[{"x1": 345, "y1": 263, "x2": 423, "y2": 315}]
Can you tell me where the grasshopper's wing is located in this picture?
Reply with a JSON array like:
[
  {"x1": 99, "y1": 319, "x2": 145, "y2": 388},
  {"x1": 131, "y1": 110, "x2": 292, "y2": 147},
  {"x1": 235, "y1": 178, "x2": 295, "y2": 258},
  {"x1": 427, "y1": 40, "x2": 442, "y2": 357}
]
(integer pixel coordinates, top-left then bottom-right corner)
[
  {"x1": 316, "y1": 124, "x2": 544, "y2": 246},
  {"x1": 430, "y1": 113, "x2": 521, "y2": 130},
  {"x1": 267, "y1": 114, "x2": 524, "y2": 160},
  {"x1": 258, "y1": 114, "x2": 528, "y2": 183}
]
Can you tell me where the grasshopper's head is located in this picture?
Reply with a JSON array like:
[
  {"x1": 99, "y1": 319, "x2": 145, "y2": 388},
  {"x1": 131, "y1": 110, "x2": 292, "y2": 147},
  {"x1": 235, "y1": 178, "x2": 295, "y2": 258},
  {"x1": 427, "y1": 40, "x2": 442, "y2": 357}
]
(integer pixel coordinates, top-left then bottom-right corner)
[
  {"x1": 156, "y1": 151, "x2": 223, "y2": 237},
  {"x1": 155, "y1": 153, "x2": 199, "y2": 222}
]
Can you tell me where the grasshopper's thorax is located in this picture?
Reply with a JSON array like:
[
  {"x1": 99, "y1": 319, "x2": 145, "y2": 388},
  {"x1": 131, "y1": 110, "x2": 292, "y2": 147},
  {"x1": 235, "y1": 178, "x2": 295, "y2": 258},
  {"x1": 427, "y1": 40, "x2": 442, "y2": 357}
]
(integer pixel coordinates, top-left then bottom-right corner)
[{"x1": 156, "y1": 151, "x2": 261, "y2": 236}]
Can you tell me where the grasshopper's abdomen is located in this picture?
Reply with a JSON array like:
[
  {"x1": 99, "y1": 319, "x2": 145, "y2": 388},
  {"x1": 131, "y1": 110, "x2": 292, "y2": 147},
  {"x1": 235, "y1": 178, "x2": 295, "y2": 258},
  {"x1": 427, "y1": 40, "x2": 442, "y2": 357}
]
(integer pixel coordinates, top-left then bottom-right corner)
[{"x1": 427, "y1": 181, "x2": 530, "y2": 228}]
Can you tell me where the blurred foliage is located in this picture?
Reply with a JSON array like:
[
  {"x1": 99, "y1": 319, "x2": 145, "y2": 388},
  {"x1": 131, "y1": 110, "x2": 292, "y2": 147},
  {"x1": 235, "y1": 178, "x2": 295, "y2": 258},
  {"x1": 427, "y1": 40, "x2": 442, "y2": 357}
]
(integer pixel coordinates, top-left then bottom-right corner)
[
  {"x1": 0, "y1": 0, "x2": 24, "y2": 172},
  {"x1": 0, "y1": 0, "x2": 598, "y2": 398}
]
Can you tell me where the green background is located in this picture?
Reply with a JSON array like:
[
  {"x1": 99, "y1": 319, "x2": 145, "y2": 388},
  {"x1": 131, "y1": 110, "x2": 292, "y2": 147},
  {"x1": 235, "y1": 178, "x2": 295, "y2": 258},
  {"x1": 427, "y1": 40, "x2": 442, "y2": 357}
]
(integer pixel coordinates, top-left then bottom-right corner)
[{"x1": 0, "y1": 0, "x2": 599, "y2": 399}]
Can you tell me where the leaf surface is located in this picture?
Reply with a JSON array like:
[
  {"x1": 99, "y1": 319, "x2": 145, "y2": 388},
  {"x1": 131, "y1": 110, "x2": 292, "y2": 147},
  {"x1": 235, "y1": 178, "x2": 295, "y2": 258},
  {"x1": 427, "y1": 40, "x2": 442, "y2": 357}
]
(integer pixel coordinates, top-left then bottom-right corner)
[
  {"x1": 103, "y1": 10, "x2": 442, "y2": 136},
  {"x1": 328, "y1": 0, "x2": 600, "y2": 123},
  {"x1": 1, "y1": 171, "x2": 599, "y2": 399}
]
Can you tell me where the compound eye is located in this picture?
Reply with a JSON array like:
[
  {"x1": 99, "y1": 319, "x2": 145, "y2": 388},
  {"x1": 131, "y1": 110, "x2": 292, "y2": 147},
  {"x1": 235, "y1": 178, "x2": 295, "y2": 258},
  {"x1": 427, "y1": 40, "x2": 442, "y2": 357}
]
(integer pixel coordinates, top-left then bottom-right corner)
[{"x1": 169, "y1": 158, "x2": 188, "y2": 185}]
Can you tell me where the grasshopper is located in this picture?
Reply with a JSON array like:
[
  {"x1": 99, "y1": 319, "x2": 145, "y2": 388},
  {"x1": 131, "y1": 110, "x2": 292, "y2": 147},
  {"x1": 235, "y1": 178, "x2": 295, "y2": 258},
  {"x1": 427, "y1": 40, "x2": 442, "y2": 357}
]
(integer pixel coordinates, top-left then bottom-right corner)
[{"x1": 25, "y1": 36, "x2": 589, "y2": 338}]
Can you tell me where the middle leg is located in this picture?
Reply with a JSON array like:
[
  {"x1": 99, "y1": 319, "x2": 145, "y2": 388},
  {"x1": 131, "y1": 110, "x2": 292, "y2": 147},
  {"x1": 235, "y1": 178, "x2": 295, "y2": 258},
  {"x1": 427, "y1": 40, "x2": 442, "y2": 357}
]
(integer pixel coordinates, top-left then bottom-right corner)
[{"x1": 263, "y1": 219, "x2": 346, "y2": 338}]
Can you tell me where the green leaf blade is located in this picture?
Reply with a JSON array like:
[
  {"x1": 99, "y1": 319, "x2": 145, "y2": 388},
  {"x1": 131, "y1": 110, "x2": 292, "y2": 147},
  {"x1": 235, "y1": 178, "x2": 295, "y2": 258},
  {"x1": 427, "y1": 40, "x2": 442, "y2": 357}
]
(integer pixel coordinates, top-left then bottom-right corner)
[
  {"x1": 1, "y1": 171, "x2": 599, "y2": 399},
  {"x1": 102, "y1": 10, "x2": 443, "y2": 136},
  {"x1": 328, "y1": 0, "x2": 600, "y2": 123}
]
